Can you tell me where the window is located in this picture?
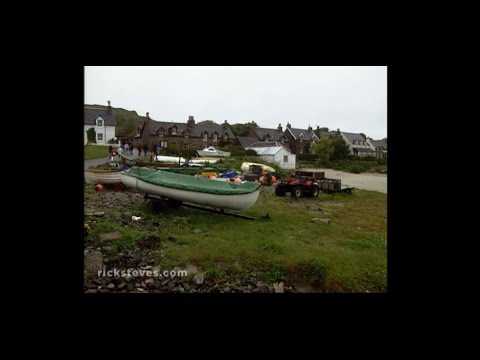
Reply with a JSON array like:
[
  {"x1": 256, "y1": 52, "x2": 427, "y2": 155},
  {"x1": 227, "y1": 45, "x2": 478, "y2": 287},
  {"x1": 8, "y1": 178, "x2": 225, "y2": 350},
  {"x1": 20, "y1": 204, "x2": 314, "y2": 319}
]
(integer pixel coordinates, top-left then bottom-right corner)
[
  {"x1": 97, "y1": 119, "x2": 103, "y2": 126},
  {"x1": 172, "y1": 127, "x2": 177, "y2": 135},
  {"x1": 97, "y1": 133, "x2": 103, "y2": 141},
  {"x1": 223, "y1": 133, "x2": 228, "y2": 140},
  {"x1": 283, "y1": 155, "x2": 288, "y2": 162},
  {"x1": 203, "y1": 133, "x2": 208, "y2": 141},
  {"x1": 183, "y1": 143, "x2": 190, "y2": 149},
  {"x1": 213, "y1": 133, "x2": 218, "y2": 142}
]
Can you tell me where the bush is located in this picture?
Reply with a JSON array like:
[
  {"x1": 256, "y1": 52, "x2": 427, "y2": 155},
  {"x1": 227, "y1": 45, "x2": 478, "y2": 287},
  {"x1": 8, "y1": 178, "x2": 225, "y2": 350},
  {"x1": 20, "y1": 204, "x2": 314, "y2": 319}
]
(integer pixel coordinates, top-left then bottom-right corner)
[
  {"x1": 245, "y1": 149, "x2": 258, "y2": 156},
  {"x1": 362, "y1": 155, "x2": 377, "y2": 161},
  {"x1": 348, "y1": 164, "x2": 366, "y2": 174},
  {"x1": 347, "y1": 154, "x2": 360, "y2": 161},
  {"x1": 107, "y1": 138, "x2": 116, "y2": 144},
  {"x1": 377, "y1": 157, "x2": 387, "y2": 165},
  {"x1": 230, "y1": 147, "x2": 247, "y2": 157},
  {"x1": 298, "y1": 153, "x2": 319, "y2": 161},
  {"x1": 180, "y1": 149, "x2": 198, "y2": 158}
]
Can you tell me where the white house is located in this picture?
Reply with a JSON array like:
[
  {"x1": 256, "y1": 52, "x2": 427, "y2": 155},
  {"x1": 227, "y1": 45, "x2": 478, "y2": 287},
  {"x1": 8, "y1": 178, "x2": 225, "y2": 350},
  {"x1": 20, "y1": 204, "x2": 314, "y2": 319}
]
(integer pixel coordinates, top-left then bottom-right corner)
[
  {"x1": 84, "y1": 101, "x2": 117, "y2": 145},
  {"x1": 340, "y1": 132, "x2": 375, "y2": 157},
  {"x1": 366, "y1": 137, "x2": 387, "y2": 158},
  {"x1": 246, "y1": 141, "x2": 296, "y2": 169}
]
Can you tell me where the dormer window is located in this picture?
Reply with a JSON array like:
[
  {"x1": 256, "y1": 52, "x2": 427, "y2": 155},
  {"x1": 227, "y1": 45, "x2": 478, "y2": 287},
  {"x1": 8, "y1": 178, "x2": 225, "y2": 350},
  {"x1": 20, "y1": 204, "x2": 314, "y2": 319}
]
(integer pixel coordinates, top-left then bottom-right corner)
[
  {"x1": 158, "y1": 130, "x2": 164, "y2": 136},
  {"x1": 223, "y1": 133, "x2": 228, "y2": 140},
  {"x1": 213, "y1": 133, "x2": 218, "y2": 142},
  {"x1": 97, "y1": 118, "x2": 103, "y2": 126},
  {"x1": 184, "y1": 130, "x2": 189, "y2": 139},
  {"x1": 172, "y1": 127, "x2": 177, "y2": 135},
  {"x1": 203, "y1": 132, "x2": 208, "y2": 141}
]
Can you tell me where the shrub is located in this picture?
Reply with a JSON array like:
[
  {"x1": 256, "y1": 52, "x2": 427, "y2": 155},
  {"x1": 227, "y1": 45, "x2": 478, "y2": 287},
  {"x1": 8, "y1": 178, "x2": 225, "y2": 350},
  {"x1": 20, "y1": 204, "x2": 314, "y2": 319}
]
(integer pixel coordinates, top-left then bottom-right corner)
[
  {"x1": 180, "y1": 149, "x2": 198, "y2": 158},
  {"x1": 245, "y1": 149, "x2": 258, "y2": 156},
  {"x1": 298, "y1": 153, "x2": 319, "y2": 161},
  {"x1": 107, "y1": 138, "x2": 116, "y2": 144}
]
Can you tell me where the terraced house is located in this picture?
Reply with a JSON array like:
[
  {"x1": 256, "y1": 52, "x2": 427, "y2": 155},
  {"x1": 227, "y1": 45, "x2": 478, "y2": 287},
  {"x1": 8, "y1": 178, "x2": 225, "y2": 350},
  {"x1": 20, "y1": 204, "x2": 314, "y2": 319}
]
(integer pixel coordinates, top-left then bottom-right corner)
[
  {"x1": 139, "y1": 114, "x2": 237, "y2": 151},
  {"x1": 284, "y1": 123, "x2": 319, "y2": 154}
]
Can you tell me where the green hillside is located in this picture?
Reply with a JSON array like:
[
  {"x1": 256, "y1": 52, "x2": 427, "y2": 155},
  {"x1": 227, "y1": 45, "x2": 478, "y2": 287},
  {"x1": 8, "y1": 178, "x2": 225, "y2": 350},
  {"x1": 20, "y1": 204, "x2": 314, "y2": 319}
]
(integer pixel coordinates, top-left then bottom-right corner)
[{"x1": 86, "y1": 104, "x2": 146, "y2": 138}]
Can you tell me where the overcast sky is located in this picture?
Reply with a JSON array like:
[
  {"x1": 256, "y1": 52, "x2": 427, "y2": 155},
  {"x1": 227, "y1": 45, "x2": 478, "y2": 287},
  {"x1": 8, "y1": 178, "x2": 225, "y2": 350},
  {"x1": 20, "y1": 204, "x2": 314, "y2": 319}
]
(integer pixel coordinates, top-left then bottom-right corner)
[{"x1": 85, "y1": 66, "x2": 387, "y2": 139}]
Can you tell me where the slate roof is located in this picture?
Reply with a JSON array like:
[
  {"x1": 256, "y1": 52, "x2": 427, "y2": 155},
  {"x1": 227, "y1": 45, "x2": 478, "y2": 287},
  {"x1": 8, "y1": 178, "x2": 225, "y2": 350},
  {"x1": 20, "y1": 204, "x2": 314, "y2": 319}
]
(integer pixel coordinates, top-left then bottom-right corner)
[
  {"x1": 369, "y1": 139, "x2": 387, "y2": 149},
  {"x1": 237, "y1": 136, "x2": 260, "y2": 148},
  {"x1": 144, "y1": 119, "x2": 235, "y2": 138},
  {"x1": 342, "y1": 132, "x2": 365, "y2": 144},
  {"x1": 254, "y1": 127, "x2": 285, "y2": 140},
  {"x1": 287, "y1": 127, "x2": 318, "y2": 140},
  {"x1": 84, "y1": 107, "x2": 117, "y2": 126}
]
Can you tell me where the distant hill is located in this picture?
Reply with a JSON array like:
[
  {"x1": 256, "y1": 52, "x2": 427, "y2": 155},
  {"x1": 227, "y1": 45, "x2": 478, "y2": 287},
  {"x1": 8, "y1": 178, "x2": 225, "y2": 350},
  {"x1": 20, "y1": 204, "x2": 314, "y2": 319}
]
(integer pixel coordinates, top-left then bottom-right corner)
[{"x1": 86, "y1": 104, "x2": 146, "y2": 138}]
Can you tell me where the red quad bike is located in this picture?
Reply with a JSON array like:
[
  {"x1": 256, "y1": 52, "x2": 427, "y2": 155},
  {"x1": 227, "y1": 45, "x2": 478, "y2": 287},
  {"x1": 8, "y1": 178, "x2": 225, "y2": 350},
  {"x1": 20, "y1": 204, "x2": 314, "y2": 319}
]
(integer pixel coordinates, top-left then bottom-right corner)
[{"x1": 275, "y1": 174, "x2": 319, "y2": 198}]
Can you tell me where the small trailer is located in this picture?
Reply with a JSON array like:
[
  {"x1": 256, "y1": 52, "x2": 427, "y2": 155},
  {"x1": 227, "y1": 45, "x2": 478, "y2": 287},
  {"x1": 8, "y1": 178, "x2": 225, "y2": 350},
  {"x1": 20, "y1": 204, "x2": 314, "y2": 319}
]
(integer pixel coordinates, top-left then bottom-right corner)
[{"x1": 274, "y1": 169, "x2": 354, "y2": 197}]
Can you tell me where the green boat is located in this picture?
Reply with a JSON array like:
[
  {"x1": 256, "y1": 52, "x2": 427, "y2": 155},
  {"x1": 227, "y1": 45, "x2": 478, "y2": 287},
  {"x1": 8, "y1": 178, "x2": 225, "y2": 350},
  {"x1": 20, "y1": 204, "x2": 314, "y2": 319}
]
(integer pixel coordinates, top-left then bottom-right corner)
[{"x1": 121, "y1": 167, "x2": 261, "y2": 210}]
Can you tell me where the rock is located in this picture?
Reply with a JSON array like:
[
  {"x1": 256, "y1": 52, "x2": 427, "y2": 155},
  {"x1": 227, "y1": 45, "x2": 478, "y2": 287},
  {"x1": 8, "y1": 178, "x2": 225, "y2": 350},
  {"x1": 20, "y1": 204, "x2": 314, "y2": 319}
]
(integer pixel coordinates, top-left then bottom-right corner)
[
  {"x1": 85, "y1": 289, "x2": 97, "y2": 293},
  {"x1": 193, "y1": 229, "x2": 201, "y2": 234},
  {"x1": 255, "y1": 281, "x2": 264, "y2": 288},
  {"x1": 193, "y1": 273, "x2": 204, "y2": 285},
  {"x1": 168, "y1": 236, "x2": 177, "y2": 243},
  {"x1": 145, "y1": 278, "x2": 155, "y2": 285},
  {"x1": 107, "y1": 283, "x2": 115, "y2": 289},
  {"x1": 117, "y1": 281, "x2": 126, "y2": 289},
  {"x1": 140, "y1": 265, "x2": 152, "y2": 270},
  {"x1": 99, "y1": 231, "x2": 122, "y2": 242},
  {"x1": 84, "y1": 251, "x2": 103, "y2": 279},
  {"x1": 179, "y1": 286, "x2": 185, "y2": 293},
  {"x1": 186, "y1": 264, "x2": 199, "y2": 277},
  {"x1": 312, "y1": 218, "x2": 331, "y2": 225},
  {"x1": 273, "y1": 282, "x2": 285, "y2": 293}
]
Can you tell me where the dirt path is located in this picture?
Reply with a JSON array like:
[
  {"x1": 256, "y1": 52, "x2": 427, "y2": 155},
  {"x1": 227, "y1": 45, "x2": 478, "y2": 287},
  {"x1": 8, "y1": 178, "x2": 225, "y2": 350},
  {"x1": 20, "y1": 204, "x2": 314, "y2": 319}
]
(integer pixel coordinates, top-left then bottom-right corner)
[{"x1": 305, "y1": 168, "x2": 387, "y2": 193}]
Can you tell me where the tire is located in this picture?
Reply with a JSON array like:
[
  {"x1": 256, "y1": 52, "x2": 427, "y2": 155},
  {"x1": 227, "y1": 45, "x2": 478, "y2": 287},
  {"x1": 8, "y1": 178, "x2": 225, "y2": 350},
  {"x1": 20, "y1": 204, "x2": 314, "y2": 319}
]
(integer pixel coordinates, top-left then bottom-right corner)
[
  {"x1": 167, "y1": 199, "x2": 183, "y2": 208},
  {"x1": 292, "y1": 186, "x2": 303, "y2": 198},
  {"x1": 275, "y1": 186, "x2": 286, "y2": 196},
  {"x1": 310, "y1": 185, "x2": 319, "y2": 197},
  {"x1": 148, "y1": 199, "x2": 168, "y2": 213}
]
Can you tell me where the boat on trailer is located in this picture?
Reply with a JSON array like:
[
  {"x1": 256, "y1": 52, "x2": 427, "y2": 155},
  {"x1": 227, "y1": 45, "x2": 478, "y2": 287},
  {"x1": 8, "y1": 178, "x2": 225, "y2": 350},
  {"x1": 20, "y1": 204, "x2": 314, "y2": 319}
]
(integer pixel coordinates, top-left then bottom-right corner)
[
  {"x1": 121, "y1": 167, "x2": 260, "y2": 211},
  {"x1": 84, "y1": 168, "x2": 122, "y2": 184}
]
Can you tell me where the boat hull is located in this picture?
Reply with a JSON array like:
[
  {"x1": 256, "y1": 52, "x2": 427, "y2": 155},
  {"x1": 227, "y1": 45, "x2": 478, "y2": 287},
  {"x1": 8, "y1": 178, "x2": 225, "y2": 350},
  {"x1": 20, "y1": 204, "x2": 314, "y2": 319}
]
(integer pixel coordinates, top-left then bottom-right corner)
[
  {"x1": 122, "y1": 173, "x2": 260, "y2": 210},
  {"x1": 84, "y1": 170, "x2": 122, "y2": 184}
]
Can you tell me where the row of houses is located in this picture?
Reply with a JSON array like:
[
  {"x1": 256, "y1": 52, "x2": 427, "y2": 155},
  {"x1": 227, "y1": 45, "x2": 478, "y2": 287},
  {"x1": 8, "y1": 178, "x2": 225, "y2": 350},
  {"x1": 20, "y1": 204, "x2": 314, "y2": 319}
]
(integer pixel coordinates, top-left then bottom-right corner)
[{"x1": 84, "y1": 103, "x2": 387, "y2": 169}]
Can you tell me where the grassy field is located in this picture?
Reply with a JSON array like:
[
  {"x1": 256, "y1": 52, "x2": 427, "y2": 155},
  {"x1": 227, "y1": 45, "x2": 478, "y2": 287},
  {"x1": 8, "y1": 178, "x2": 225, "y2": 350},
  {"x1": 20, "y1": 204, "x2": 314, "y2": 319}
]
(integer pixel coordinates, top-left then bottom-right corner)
[
  {"x1": 84, "y1": 145, "x2": 109, "y2": 160},
  {"x1": 85, "y1": 184, "x2": 387, "y2": 292}
]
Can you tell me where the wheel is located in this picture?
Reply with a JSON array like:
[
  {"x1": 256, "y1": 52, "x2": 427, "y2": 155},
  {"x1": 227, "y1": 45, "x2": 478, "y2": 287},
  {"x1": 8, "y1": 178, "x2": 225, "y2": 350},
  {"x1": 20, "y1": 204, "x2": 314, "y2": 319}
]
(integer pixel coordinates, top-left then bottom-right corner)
[
  {"x1": 275, "y1": 186, "x2": 286, "y2": 196},
  {"x1": 147, "y1": 199, "x2": 168, "y2": 213},
  {"x1": 167, "y1": 199, "x2": 183, "y2": 208},
  {"x1": 310, "y1": 185, "x2": 319, "y2": 197},
  {"x1": 292, "y1": 186, "x2": 303, "y2": 198}
]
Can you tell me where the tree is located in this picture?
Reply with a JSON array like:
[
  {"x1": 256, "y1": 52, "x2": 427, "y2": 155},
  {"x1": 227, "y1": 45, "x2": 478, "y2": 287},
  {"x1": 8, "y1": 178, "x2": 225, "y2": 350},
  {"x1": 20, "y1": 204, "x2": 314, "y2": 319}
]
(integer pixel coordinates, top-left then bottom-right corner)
[
  {"x1": 312, "y1": 137, "x2": 334, "y2": 162},
  {"x1": 360, "y1": 133, "x2": 367, "y2": 140},
  {"x1": 197, "y1": 120, "x2": 218, "y2": 125},
  {"x1": 319, "y1": 127, "x2": 329, "y2": 132},
  {"x1": 86, "y1": 127, "x2": 96, "y2": 143},
  {"x1": 331, "y1": 137, "x2": 350, "y2": 161}
]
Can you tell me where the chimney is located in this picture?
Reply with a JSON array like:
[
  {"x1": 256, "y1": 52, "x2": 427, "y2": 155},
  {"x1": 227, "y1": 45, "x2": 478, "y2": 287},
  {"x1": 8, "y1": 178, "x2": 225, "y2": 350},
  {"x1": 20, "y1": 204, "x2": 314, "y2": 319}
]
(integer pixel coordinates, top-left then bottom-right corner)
[
  {"x1": 316, "y1": 125, "x2": 320, "y2": 131},
  {"x1": 286, "y1": 122, "x2": 291, "y2": 129},
  {"x1": 187, "y1": 115, "x2": 195, "y2": 127},
  {"x1": 145, "y1": 112, "x2": 150, "y2": 122},
  {"x1": 107, "y1": 100, "x2": 112, "y2": 114},
  {"x1": 277, "y1": 123, "x2": 282, "y2": 132},
  {"x1": 308, "y1": 125, "x2": 312, "y2": 131}
]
